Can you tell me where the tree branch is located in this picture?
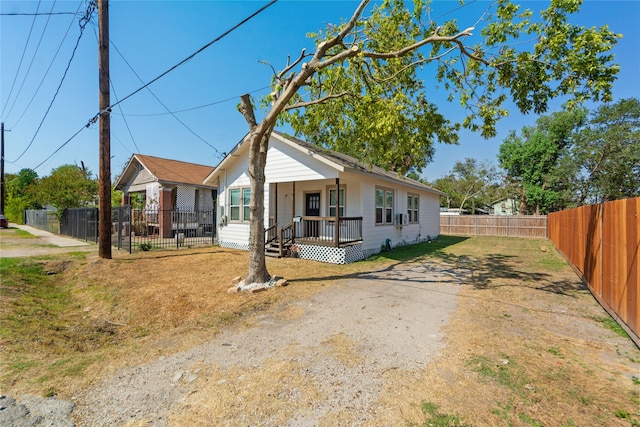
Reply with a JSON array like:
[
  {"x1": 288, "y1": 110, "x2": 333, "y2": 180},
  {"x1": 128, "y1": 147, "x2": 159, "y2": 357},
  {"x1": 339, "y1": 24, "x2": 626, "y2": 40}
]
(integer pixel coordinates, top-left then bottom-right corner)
[
  {"x1": 239, "y1": 94, "x2": 257, "y2": 130},
  {"x1": 284, "y1": 91, "x2": 355, "y2": 111},
  {"x1": 369, "y1": 50, "x2": 455, "y2": 84},
  {"x1": 278, "y1": 49, "x2": 309, "y2": 80}
]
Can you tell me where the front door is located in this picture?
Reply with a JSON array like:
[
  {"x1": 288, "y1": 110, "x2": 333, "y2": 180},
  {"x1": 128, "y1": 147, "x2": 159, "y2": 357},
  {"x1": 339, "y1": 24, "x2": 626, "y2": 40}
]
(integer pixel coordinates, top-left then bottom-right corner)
[{"x1": 305, "y1": 192, "x2": 320, "y2": 237}]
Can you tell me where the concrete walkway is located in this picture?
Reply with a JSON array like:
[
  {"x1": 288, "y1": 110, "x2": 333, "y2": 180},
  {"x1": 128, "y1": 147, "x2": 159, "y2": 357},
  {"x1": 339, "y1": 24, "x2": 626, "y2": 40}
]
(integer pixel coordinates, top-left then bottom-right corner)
[
  {"x1": 0, "y1": 223, "x2": 94, "y2": 258},
  {"x1": 11, "y1": 223, "x2": 92, "y2": 247}
]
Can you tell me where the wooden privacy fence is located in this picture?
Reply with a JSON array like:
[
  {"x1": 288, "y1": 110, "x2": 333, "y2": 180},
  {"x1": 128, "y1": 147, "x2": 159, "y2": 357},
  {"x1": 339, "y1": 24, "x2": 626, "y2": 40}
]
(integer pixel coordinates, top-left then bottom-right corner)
[
  {"x1": 440, "y1": 215, "x2": 548, "y2": 238},
  {"x1": 548, "y1": 198, "x2": 639, "y2": 346}
]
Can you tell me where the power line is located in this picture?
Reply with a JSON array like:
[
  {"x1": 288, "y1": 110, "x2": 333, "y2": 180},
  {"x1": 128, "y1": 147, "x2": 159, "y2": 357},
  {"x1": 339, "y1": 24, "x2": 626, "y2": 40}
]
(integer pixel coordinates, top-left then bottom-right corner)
[
  {"x1": 1, "y1": 0, "x2": 42, "y2": 116},
  {"x1": 110, "y1": 81, "x2": 141, "y2": 154},
  {"x1": 87, "y1": 16, "x2": 140, "y2": 154},
  {"x1": 31, "y1": 124, "x2": 87, "y2": 171},
  {"x1": 112, "y1": 85, "x2": 271, "y2": 117},
  {"x1": 0, "y1": 11, "x2": 81, "y2": 16},
  {"x1": 3, "y1": 0, "x2": 58, "y2": 121},
  {"x1": 109, "y1": 0, "x2": 278, "y2": 111},
  {"x1": 26, "y1": 0, "x2": 278, "y2": 171},
  {"x1": 10, "y1": 1, "x2": 96, "y2": 164},
  {"x1": 106, "y1": 30, "x2": 219, "y2": 155},
  {"x1": 10, "y1": 1, "x2": 84, "y2": 129}
]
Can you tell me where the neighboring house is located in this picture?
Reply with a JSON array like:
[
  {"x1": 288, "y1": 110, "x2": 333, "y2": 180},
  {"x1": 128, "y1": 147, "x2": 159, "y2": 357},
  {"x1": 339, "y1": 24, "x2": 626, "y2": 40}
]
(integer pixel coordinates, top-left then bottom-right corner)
[
  {"x1": 440, "y1": 207, "x2": 465, "y2": 216},
  {"x1": 490, "y1": 198, "x2": 520, "y2": 215},
  {"x1": 203, "y1": 131, "x2": 445, "y2": 264},
  {"x1": 114, "y1": 154, "x2": 216, "y2": 238}
]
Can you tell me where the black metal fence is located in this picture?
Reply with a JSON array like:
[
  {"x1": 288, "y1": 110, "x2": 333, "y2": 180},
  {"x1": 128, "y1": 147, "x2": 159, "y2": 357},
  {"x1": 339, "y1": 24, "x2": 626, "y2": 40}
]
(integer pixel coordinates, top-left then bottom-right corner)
[
  {"x1": 24, "y1": 206, "x2": 217, "y2": 253},
  {"x1": 119, "y1": 207, "x2": 217, "y2": 252},
  {"x1": 61, "y1": 208, "x2": 99, "y2": 242}
]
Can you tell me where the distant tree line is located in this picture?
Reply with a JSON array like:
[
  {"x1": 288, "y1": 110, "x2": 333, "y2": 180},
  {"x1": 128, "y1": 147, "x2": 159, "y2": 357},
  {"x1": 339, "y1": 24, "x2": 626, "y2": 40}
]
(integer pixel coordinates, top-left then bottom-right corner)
[
  {"x1": 432, "y1": 98, "x2": 640, "y2": 214},
  {"x1": 3, "y1": 164, "x2": 99, "y2": 223}
]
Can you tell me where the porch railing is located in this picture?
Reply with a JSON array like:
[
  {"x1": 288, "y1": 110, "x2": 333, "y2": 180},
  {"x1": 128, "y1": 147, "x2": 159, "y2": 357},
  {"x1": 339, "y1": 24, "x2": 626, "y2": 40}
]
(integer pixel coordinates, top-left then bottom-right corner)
[
  {"x1": 265, "y1": 224, "x2": 277, "y2": 244},
  {"x1": 299, "y1": 216, "x2": 362, "y2": 246},
  {"x1": 280, "y1": 222, "x2": 295, "y2": 249},
  {"x1": 265, "y1": 217, "x2": 363, "y2": 249}
]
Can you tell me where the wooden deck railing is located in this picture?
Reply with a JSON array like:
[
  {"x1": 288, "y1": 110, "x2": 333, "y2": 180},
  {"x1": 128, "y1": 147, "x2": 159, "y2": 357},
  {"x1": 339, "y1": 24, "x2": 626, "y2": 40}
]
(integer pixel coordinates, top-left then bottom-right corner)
[
  {"x1": 299, "y1": 216, "x2": 363, "y2": 246},
  {"x1": 265, "y1": 224, "x2": 277, "y2": 244},
  {"x1": 265, "y1": 217, "x2": 363, "y2": 249}
]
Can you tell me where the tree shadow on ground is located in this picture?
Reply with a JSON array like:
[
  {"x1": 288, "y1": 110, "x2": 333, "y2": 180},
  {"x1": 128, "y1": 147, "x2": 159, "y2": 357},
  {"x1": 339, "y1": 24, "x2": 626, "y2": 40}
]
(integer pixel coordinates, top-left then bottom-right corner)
[
  {"x1": 458, "y1": 253, "x2": 587, "y2": 296},
  {"x1": 293, "y1": 235, "x2": 587, "y2": 298}
]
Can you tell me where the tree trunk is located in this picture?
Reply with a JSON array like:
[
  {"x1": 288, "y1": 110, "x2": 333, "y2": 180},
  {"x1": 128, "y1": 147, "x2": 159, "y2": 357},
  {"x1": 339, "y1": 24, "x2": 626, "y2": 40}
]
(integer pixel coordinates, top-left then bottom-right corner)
[
  {"x1": 519, "y1": 188, "x2": 527, "y2": 215},
  {"x1": 246, "y1": 132, "x2": 271, "y2": 284},
  {"x1": 239, "y1": 94, "x2": 272, "y2": 284}
]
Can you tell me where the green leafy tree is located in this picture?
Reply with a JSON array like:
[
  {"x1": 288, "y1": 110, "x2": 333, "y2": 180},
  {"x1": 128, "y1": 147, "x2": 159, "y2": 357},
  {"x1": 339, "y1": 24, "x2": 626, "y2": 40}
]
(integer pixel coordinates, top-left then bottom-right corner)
[
  {"x1": 4, "y1": 168, "x2": 41, "y2": 223},
  {"x1": 38, "y1": 164, "x2": 98, "y2": 216},
  {"x1": 572, "y1": 98, "x2": 640, "y2": 203},
  {"x1": 498, "y1": 108, "x2": 587, "y2": 214},
  {"x1": 237, "y1": 0, "x2": 619, "y2": 283},
  {"x1": 433, "y1": 158, "x2": 502, "y2": 212}
]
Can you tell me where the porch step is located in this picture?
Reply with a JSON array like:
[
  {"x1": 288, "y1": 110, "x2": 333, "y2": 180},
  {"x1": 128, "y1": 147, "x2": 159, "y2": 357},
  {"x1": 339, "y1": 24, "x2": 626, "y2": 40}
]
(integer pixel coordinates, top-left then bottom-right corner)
[{"x1": 265, "y1": 241, "x2": 291, "y2": 258}]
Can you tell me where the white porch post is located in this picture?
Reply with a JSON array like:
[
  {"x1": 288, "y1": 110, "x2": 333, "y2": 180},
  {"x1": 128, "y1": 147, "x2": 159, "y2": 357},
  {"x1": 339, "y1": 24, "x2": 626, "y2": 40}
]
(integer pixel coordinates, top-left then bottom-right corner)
[{"x1": 334, "y1": 178, "x2": 340, "y2": 247}]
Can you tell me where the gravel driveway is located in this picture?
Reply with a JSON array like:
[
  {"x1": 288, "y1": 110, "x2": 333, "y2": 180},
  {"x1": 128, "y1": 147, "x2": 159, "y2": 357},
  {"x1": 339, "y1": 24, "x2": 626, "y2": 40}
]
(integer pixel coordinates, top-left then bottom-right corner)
[{"x1": 67, "y1": 262, "x2": 462, "y2": 426}]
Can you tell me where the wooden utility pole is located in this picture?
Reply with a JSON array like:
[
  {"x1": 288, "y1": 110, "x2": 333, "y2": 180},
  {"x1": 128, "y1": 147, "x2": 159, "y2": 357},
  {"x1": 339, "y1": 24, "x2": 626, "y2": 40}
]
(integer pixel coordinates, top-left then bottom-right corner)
[{"x1": 98, "y1": 0, "x2": 112, "y2": 259}]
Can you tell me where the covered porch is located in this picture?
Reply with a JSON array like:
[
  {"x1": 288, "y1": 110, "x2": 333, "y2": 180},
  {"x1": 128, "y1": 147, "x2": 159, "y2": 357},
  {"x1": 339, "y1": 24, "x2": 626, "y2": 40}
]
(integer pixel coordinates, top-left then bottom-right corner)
[{"x1": 265, "y1": 178, "x2": 363, "y2": 262}]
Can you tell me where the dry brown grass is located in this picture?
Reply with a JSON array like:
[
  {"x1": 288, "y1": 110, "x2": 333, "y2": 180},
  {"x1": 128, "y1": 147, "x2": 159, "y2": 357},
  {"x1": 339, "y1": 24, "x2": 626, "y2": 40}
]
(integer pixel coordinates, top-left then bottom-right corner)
[
  {"x1": 1, "y1": 245, "x2": 366, "y2": 397},
  {"x1": 375, "y1": 237, "x2": 640, "y2": 426}
]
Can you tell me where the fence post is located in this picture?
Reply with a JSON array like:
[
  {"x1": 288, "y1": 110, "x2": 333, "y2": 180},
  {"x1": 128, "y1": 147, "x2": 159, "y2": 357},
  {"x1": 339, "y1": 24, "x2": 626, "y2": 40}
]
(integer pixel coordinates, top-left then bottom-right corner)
[{"x1": 128, "y1": 206, "x2": 132, "y2": 254}]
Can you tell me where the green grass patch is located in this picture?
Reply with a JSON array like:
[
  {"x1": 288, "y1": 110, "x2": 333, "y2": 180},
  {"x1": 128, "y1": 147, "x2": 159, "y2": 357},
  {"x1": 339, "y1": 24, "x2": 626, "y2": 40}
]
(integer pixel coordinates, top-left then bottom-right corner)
[
  {"x1": 13, "y1": 228, "x2": 38, "y2": 238},
  {"x1": 0, "y1": 258, "x2": 75, "y2": 353},
  {"x1": 364, "y1": 235, "x2": 468, "y2": 263},
  {"x1": 594, "y1": 315, "x2": 630, "y2": 339},
  {"x1": 412, "y1": 401, "x2": 471, "y2": 427},
  {"x1": 519, "y1": 412, "x2": 543, "y2": 426},
  {"x1": 535, "y1": 252, "x2": 568, "y2": 271},
  {"x1": 467, "y1": 354, "x2": 530, "y2": 394},
  {"x1": 0, "y1": 256, "x2": 117, "y2": 392}
]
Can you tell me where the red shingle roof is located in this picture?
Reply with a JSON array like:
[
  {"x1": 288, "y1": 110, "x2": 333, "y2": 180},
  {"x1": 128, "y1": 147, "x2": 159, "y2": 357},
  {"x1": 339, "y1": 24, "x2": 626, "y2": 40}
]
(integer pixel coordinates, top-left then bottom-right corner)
[{"x1": 114, "y1": 154, "x2": 216, "y2": 190}]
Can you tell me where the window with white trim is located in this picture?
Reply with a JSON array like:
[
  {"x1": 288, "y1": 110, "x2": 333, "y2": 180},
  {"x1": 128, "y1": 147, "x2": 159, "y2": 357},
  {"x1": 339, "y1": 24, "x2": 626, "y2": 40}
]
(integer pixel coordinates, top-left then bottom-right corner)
[
  {"x1": 229, "y1": 188, "x2": 251, "y2": 222},
  {"x1": 243, "y1": 188, "x2": 251, "y2": 221},
  {"x1": 328, "y1": 187, "x2": 345, "y2": 217},
  {"x1": 376, "y1": 188, "x2": 394, "y2": 225},
  {"x1": 408, "y1": 194, "x2": 419, "y2": 223}
]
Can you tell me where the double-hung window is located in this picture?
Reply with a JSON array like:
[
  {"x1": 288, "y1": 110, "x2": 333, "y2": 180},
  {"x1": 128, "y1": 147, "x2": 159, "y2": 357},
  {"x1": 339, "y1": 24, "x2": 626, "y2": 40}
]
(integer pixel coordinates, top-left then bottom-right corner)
[
  {"x1": 408, "y1": 194, "x2": 419, "y2": 223},
  {"x1": 242, "y1": 188, "x2": 251, "y2": 221},
  {"x1": 328, "y1": 188, "x2": 345, "y2": 217},
  {"x1": 229, "y1": 188, "x2": 251, "y2": 222},
  {"x1": 376, "y1": 188, "x2": 394, "y2": 225}
]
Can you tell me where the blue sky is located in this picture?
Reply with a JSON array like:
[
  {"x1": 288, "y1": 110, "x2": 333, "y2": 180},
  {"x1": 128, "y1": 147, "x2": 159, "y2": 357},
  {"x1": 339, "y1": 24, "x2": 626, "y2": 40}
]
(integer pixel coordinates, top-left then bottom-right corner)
[{"x1": 1, "y1": 0, "x2": 639, "y2": 182}]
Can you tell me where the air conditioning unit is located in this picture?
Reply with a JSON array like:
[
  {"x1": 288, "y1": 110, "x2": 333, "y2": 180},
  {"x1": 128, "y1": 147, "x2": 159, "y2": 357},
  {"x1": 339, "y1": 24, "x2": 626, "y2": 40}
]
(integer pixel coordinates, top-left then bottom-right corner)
[{"x1": 395, "y1": 213, "x2": 408, "y2": 226}]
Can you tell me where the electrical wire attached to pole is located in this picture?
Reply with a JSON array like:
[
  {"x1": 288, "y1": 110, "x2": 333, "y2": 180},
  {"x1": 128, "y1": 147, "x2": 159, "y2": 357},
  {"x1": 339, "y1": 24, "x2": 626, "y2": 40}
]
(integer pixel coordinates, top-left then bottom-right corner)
[{"x1": 108, "y1": 0, "x2": 278, "y2": 112}]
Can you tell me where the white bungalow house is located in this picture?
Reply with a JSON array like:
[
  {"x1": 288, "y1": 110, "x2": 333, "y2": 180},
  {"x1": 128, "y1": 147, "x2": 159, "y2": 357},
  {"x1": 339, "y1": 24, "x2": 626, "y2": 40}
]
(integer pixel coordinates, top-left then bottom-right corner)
[
  {"x1": 203, "y1": 131, "x2": 444, "y2": 264},
  {"x1": 114, "y1": 154, "x2": 216, "y2": 238}
]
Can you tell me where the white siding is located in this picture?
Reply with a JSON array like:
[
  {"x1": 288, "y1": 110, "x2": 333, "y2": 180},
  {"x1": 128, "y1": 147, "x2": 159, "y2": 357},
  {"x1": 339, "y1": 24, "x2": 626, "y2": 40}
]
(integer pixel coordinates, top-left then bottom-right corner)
[
  {"x1": 216, "y1": 154, "x2": 252, "y2": 245},
  {"x1": 356, "y1": 174, "x2": 441, "y2": 256},
  {"x1": 273, "y1": 182, "x2": 294, "y2": 225},
  {"x1": 215, "y1": 135, "x2": 442, "y2": 258},
  {"x1": 265, "y1": 140, "x2": 339, "y2": 183}
]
